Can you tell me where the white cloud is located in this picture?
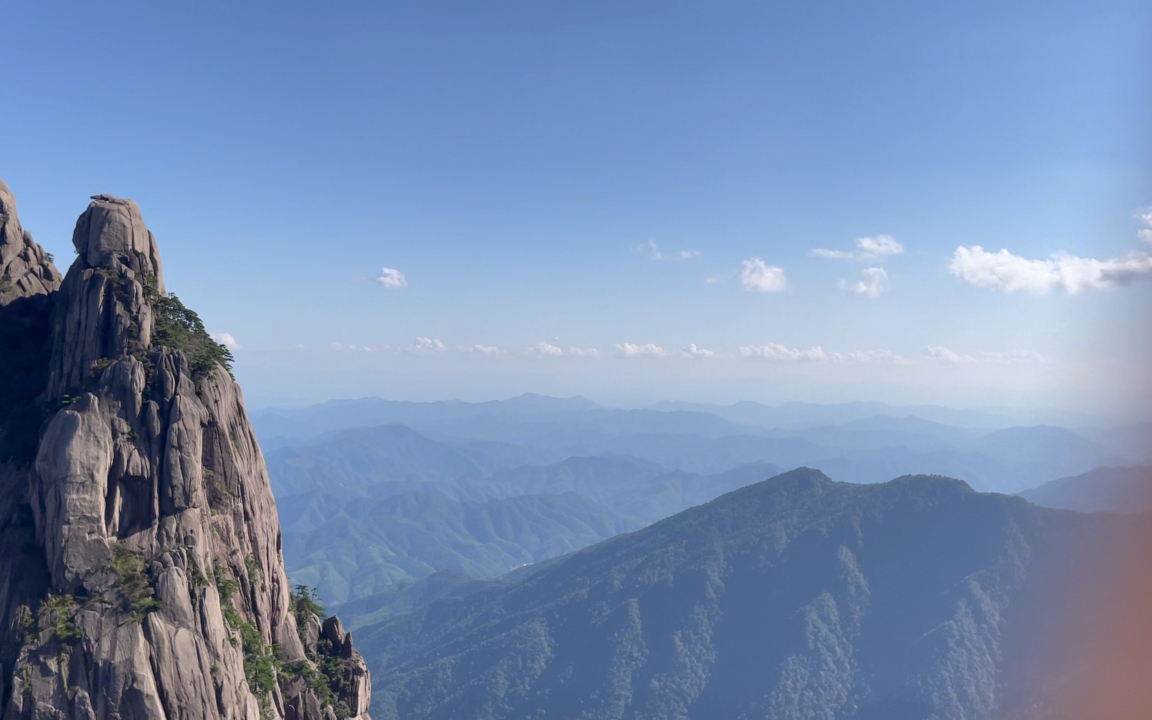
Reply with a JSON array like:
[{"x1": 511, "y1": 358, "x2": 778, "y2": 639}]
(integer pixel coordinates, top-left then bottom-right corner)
[
  {"x1": 739, "y1": 344, "x2": 828, "y2": 361},
  {"x1": 330, "y1": 342, "x2": 379, "y2": 352},
  {"x1": 211, "y1": 333, "x2": 241, "y2": 350},
  {"x1": 810, "y1": 249, "x2": 853, "y2": 260},
  {"x1": 740, "y1": 258, "x2": 789, "y2": 293},
  {"x1": 376, "y1": 267, "x2": 408, "y2": 288},
  {"x1": 527, "y1": 341, "x2": 564, "y2": 357},
  {"x1": 812, "y1": 235, "x2": 904, "y2": 261},
  {"x1": 567, "y1": 346, "x2": 600, "y2": 358},
  {"x1": 923, "y1": 345, "x2": 973, "y2": 363},
  {"x1": 636, "y1": 240, "x2": 701, "y2": 261},
  {"x1": 989, "y1": 349, "x2": 1048, "y2": 363},
  {"x1": 857, "y1": 235, "x2": 904, "y2": 257},
  {"x1": 831, "y1": 349, "x2": 909, "y2": 364},
  {"x1": 524, "y1": 343, "x2": 601, "y2": 358},
  {"x1": 616, "y1": 343, "x2": 667, "y2": 358},
  {"x1": 460, "y1": 344, "x2": 501, "y2": 355},
  {"x1": 840, "y1": 267, "x2": 889, "y2": 298},
  {"x1": 738, "y1": 344, "x2": 907, "y2": 363},
  {"x1": 923, "y1": 345, "x2": 1048, "y2": 364},
  {"x1": 680, "y1": 343, "x2": 718, "y2": 359},
  {"x1": 412, "y1": 337, "x2": 447, "y2": 352},
  {"x1": 1138, "y1": 208, "x2": 1152, "y2": 243},
  {"x1": 949, "y1": 246, "x2": 1152, "y2": 294}
]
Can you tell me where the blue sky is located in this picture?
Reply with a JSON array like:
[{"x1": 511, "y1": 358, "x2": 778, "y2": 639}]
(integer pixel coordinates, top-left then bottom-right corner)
[{"x1": 3, "y1": 1, "x2": 1150, "y2": 416}]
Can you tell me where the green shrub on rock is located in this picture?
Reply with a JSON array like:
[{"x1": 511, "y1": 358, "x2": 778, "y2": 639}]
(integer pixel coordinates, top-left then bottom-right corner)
[
  {"x1": 142, "y1": 275, "x2": 234, "y2": 381},
  {"x1": 111, "y1": 545, "x2": 162, "y2": 623}
]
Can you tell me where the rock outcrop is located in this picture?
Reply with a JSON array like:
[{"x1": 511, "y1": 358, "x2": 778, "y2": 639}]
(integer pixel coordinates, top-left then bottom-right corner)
[
  {"x1": 0, "y1": 182, "x2": 369, "y2": 720},
  {"x1": 0, "y1": 181, "x2": 62, "y2": 304},
  {"x1": 0, "y1": 181, "x2": 63, "y2": 462}
]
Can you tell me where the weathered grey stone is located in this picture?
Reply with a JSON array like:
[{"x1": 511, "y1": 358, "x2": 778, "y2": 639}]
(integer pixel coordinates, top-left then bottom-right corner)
[
  {"x1": 345, "y1": 656, "x2": 372, "y2": 717},
  {"x1": 0, "y1": 179, "x2": 62, "y2": 304},
  {"x1": 33, "y1": 394, "x2": 116, "y2": 593},
  {"x1": 302, "y1": 612, "x2": 322, "y2": 652},
  {"x1": 71, "y1": 194, "x2": 164, "y2": 292},
  {"x1": 0, "y1": 182, "x2": 370, "y2": 720},
  {"x1": 321, "y1": 616, "x2": 347, "y2": 648}
]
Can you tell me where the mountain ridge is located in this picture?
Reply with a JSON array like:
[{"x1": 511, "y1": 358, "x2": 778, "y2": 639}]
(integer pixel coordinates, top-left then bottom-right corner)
[
  {"x1": 356, "y1": 468, "x2": 1109, "y2": 720},
  {"x1": 279, "y1": 489, "x2": 642, "y2": 603},
  {"x1": 1019, "y1": 465, "x2": 1152, "y2": 514}
]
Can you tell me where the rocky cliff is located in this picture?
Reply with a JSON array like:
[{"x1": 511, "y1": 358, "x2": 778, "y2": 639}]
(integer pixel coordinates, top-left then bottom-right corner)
[{"x1": 0, "y1": 182, "x2": 370, "y2": 720}]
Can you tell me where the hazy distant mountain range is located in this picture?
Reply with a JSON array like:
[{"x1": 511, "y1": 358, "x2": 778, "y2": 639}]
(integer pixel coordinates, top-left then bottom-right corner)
[
  {"x1": 356, "y1": 469, "x2": 1135, "y2": 720},
  {"x1": 256, "y1": 395, "x2": 1140, "y2": 611},
  {"x1": 273, "y1": 449, "x2": 786, "y2": 602},
  {"x1": 256, "y1": 395, "x2": 1130, "y2": 497},
  {"x1": 278, "y1": 490, "x2": 641, "y2": 603},
  {"x1": 1020, "y1": 465, "x2": 1152, "y2": 514},
  {"x1": 252, "y1": 395, "x2": 1151, "y2": 719}
]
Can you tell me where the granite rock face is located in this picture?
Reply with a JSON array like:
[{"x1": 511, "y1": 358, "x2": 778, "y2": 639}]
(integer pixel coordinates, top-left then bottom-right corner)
[
  {"x1": 0, "y1": 182, "x2": 369, "y2": 720},
  {"x1": 0, "y1": 181, "x2": 62, "y2": 304},
  {"x1": 0, "y1": 181, "x2": 63, "y2": 463}
]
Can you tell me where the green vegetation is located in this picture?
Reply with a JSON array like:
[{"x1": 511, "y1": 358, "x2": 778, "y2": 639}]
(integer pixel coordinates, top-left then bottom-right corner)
[
  {"x1": 53, "y1": 393, "x2": 82, "y2": 411},
  {"x1": 15, "y1": 604, "x2": 35, "y2": 644},
  {"x1": 143, "y1": 275, "x2": 234, "y2": 382},
  {"x1": 189, "y1": 562, "x2": 212, "y2": 591},
  {"x1": 280, "y1": 653, "x2": 353, "y2": 720},
  {"x1": 284, "y1": 586, "x2": 354, "y2": 719},
  {"x1": 40, "y1": 594, "x2": 83, "y2": 690},
  {"x1": 41, "y1": 594, "x2": 83, "y2": 643},
  {"x1": 313, "y1": 639, "x2": 355, "y2": 720},
  {"x1": 290, "y1": 585, "x2": 325, "y2": 646},
  {"x1": 111, "y1": 544, "x2": 162, "y2": 622},
  {"x1": 217, "y1": 572, "x2": 277, "y2": 719},
  {"x1": 291, "y1": 585, "x2": 326, "y2": 621},
  {"x1": 215, "y1": 572, "x2": 354, "y2": 719},
  {"x1": 216, "y1": 574, "x2": 239, "y2": 603},
  {"x1": 245, "y1": 555, "x2": 263, "y2": 583}
]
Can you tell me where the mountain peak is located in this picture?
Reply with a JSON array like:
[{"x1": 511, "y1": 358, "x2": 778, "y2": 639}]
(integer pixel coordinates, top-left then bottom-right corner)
[
  {"x1": 357, "y1": 468, "x2": 1075, "y2": 719},
  {"x1": 71, "y1": 192, "x2": 165, "y2": 292},
  {"x1": 0, "y1": 180, "x2": 62, "y2": 303},
  {"x1": 0, "y1": 182, "x2": 371, "y2": 720}
]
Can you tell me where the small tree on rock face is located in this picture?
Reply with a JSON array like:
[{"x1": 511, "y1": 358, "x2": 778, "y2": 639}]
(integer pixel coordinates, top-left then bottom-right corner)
[
  {"x1": 282, "y1": 585, "x2": 357, "y2": 719},
  {"x1": 142, "y1": 274, "x2": 234, "y2": 382},
  {"x1": 111, "y1": 545, "x2": 162, "y2": 622},
  {"x1": 291, "y1": 585, "x2": 325, "y2": 620}
]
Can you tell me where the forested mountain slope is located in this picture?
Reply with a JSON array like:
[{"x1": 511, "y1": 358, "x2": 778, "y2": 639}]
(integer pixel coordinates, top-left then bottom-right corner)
[
  {"x1": 358, "y1": 469, "x2": 1123, "y2": 720},
  {"x1": 1020, "y1": 466, "x2": 1152, "y2": 514}
]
